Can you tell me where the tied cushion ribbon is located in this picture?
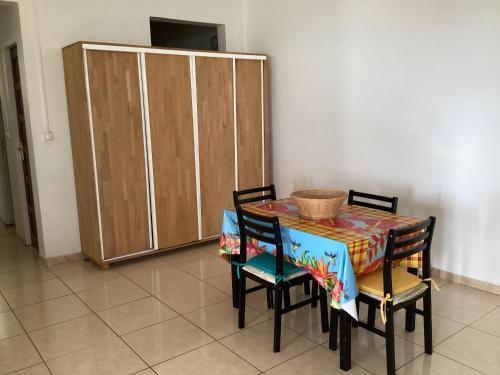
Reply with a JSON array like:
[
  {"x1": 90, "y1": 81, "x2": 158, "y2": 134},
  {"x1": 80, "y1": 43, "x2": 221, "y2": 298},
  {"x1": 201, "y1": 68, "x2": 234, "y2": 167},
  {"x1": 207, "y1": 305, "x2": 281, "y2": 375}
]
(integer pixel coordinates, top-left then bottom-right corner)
[{"x1": 380, "y1": 277, "x2": 440, "y2": 325}]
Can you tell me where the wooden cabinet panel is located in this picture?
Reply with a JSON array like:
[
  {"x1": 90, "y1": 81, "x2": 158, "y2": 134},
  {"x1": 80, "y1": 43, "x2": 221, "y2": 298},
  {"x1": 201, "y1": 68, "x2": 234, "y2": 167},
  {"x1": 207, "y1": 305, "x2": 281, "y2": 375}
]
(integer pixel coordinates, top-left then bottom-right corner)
[
  {"x1": 263, "y1": 61, "x2": 271, "y2": 185},
  {"x1": 86, "y1": 50, "x2": 151, "y2": 258},
  {"x1": 62, "y1": 45, "x2": 102, "y2": 261},
  {"x1": 236, "y1": 59, "x2": 263, "y2": 190},
  {"x1": 146, "y1": 54, "x2": 199, "y2": 247},
  {"x1": 196, "y1": 57, "x2": 235, "y2": 238}
]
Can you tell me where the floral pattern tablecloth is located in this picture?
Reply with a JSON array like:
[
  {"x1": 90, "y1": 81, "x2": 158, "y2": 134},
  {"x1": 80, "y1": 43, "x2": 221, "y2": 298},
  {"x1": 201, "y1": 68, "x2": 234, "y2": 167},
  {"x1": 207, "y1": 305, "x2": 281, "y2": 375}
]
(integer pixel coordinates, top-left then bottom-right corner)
[{"x1": 219, "y1": 198, "x2": 424, "y2": 319}]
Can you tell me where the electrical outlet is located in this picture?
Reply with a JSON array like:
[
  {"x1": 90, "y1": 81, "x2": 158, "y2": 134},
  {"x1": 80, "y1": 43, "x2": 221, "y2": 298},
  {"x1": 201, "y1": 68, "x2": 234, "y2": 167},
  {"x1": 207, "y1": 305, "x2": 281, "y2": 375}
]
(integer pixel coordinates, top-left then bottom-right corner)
[{"x1": 43, "y1": 131, "x2": 54, "y2": 141}]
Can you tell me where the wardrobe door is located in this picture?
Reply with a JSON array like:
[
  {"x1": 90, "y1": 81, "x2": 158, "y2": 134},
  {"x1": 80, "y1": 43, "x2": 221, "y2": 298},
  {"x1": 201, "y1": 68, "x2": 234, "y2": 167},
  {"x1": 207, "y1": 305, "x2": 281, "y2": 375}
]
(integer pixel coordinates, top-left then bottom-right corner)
[
  {"x1": 86, "y1": 50, "x2": 151, "y2": 258},
  {"x1": 235, "y1": 59, "x2": 264, "y2": 190},
  {"x1": 145, "y1": 54, "x2": 199, "y2": 247},
  {"x1": 196, "y1": 57, "x2": 235, "y2": 238}
]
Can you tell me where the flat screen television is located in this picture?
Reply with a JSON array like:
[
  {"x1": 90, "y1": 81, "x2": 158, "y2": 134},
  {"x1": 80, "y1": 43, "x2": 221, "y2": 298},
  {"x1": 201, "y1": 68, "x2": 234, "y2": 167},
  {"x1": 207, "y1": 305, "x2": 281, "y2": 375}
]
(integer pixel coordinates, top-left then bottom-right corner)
[{"x1": 150, "y1": 18, "x2": 225, "y2": 51}]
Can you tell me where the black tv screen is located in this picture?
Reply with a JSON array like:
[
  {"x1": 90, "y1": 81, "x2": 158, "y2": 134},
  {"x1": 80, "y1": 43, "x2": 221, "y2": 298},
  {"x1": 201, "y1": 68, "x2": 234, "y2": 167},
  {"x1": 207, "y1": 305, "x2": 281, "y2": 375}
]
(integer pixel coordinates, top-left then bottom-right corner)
[{"x1": 150, "y1": 18, "x2": 223, "y2": 51}]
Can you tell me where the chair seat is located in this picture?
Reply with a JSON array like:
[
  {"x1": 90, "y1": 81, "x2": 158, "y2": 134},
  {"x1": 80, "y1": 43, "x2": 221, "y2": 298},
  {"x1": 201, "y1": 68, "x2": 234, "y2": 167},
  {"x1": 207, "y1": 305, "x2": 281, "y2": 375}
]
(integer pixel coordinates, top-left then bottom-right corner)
[
  {"x1": 357, "y1": 267, "x2": 428, "y2": 305},
  {"x1": 242, "y1": 253, "x2": 308, "y2": 284}
]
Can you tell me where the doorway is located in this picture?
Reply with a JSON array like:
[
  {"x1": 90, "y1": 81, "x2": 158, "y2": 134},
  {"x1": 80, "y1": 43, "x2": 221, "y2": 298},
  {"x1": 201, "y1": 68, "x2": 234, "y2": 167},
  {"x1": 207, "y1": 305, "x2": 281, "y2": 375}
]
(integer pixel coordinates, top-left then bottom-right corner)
[{"x1": 9, "y1": 44, "x2": 38, "y2": 248}]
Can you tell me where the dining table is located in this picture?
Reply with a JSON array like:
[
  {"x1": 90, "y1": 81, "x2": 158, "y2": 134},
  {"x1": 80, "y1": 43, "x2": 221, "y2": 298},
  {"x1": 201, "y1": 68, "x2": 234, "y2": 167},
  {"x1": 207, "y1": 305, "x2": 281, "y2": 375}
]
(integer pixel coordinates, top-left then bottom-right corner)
[{"x1": 218, "y1": 197, "x2": 426, "y2": 370}]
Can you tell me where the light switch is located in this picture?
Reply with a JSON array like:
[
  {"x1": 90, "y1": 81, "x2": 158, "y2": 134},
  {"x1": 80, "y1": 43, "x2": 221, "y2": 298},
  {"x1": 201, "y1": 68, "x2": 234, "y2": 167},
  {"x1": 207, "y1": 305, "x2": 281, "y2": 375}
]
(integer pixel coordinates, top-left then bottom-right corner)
[{"x1": 43, "y1": 131, "x2": 54, "y2": 141}]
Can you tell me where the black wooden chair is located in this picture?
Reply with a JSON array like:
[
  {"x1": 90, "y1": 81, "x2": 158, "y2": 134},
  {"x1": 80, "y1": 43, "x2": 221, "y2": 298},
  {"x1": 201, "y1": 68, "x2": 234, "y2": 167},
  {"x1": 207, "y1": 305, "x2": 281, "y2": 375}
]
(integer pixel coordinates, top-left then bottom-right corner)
[
  {"x1": 236, "y1": 207, "x2": 329, "y2": 352},
  {"x1": 232, "y1": 185, "x2": 311, "y2": 310},
  {"x1": 348, "y1": 189, "x2": 420, "y2": 332},
  {"x1": 330, "y1": 217, "x2": 436, "y2": 374},
  {"x1": 348, "y1": 189, "x2": 398, "y2": 214}
]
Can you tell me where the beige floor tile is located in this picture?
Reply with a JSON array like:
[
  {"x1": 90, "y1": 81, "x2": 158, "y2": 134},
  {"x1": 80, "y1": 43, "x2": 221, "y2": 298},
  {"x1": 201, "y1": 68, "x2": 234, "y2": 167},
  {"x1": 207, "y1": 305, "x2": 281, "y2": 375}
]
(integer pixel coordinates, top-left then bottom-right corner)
[
  {"x1": 14, "y1": 294, "x2": 91, "y2": 331},
  {"x1": 46, "y1": 336, "x2": 147, "y2": 375},
  {"x1": 154, "y1": 341, "x2": 259, "y2": 375},
  {"x1": 161, "y1": 247, "x2": 214, "y2": 266},
  {"x1": 0, "y1": 294, "x2": 10, "y2": 312},
  {"x1": 48, "y1": 260, "x2": 101, "y2": 277},
  {"x1": 0, "y1": 310, "x2": 23, "y2": 340},
  {"x1": 281, "y1": 304, "x2": 329, "y2": 344},
  {"x1": 178, "y1": 256, "x2": 231, "y2": 280},
  {"x1": 220, "y1": 320, "x2": 317, "y2": 371},
  {"x1": 397, "y1": 353, "x2": 482, "y2": 374},
  {"x1": 198, "y1": 241, "x2": 221, "y2": 256},
  {"x1": 431, "y1": 287, "x2": 496, "y2": 324},
  {"x1": 28, "y1": 314, "x2": 115, "y2": 360},
  {"x1": 245, "y1": 288, "x2": 275, "y2": 316},
  {"x1": 184, "y1": 299, "x2": 267, "y2": 339},
  {"x1": 0, "y1": 334, "x2": 42, "y2": 374},
  {"x1": 134, "y1": 369, "x2": 156, "y2": 375},
  {"x1": 205, "y1": 273, "x2": 234, "y2": 294},
  {"x1": 98, "y1": 296, "x2": 177, "y2": 335},
  {"x1": 0, "y1": 265, "x2": 55, "y2": 291},
  {"x1": 329, "y1": 327, "x2": 424, "y2": 375},
  {"x1": 122, "y1": 316, "x2": 214, "y2": 366},
  {"x1": 156, "y1": 280, "x2": 229, "y2": 314},
  {"x1": 114, "y1": 256, "x2": 172, "y2": 276},
  {"x1": 125, "y1": 267, "x2": 199, "y2": 296},
  {"x1": 471, "y1": 306, "x2": 500, "y2": 337},
  {"x1": 3, "y1": 279, "x2": 72, "y2": 309},
  {"x1": 445, "y1": 282, "x2": 500, "y2": 305},
  {"x1": 60, "y1": 269, "x2": 127, "y2": 293},
  {"x1": 265, "y1": 346, "x2": 371, "y2": 375},
  {"x1": 205, "y1": 272, "x2": 260, "y2": 296},
  {"x1": 9, "y1": 363, "x2": 51, "y2": 374},
  {"x1": 77, "y1": 278, "x2": 149, "y2": 311},
  {"x1": 134, "y1": 368, "x2": 156, "y2": 375},
  {"x1": 436, "y1": 327, "x2": 500, "y2": 374},
  {"x1": 358, "y1": 303, "x2": 465, "y2": 346}
]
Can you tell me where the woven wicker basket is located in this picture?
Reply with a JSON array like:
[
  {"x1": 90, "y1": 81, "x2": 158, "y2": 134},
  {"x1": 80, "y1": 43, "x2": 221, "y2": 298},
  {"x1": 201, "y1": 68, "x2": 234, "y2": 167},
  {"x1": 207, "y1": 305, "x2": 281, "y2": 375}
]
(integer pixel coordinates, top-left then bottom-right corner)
[{"x1": 291, "y1": 189, "x2": 348, "y2": 219}]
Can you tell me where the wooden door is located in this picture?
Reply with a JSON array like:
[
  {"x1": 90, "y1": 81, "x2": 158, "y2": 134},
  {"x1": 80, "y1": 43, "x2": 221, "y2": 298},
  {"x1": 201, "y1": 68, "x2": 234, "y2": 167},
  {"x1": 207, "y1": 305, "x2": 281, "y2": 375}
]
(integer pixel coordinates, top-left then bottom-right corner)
[
  {"x1": 196, "y1": 57, "x2": 234, "y2": 238},
  {"x1": 235, "y1": 59, "x2": 263, "y2": 190},
  {"x1": 86, "y1": 50, "x2": 151, "y2": 258},
  {"x1": 145, "y1": 54, "x2": 199, "y2": 247},
  {"x1": 10, "y1": 45, "x2": 38, "y2": 248}
]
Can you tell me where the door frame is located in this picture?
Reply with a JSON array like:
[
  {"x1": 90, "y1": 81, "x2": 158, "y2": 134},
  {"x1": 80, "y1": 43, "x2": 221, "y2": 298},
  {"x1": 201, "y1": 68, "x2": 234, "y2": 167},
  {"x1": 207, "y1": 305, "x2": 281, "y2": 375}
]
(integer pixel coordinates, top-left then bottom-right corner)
[{"x1": 0, "y1": 38, "x2": 36, "y2": 246}]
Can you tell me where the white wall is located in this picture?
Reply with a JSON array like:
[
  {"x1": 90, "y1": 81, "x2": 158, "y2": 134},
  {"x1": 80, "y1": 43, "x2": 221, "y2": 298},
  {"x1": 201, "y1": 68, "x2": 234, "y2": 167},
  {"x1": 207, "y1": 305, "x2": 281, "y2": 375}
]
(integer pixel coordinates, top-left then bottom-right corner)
[
  {"x1": 244, "y1": 0, "x2": 500, "y2": 285},
  {"x1": 10, "y1": 0, "x2": 245, "y2": 258},
  {"x1": 0, "y1": 2, "x2": 31, "y2": 239}
]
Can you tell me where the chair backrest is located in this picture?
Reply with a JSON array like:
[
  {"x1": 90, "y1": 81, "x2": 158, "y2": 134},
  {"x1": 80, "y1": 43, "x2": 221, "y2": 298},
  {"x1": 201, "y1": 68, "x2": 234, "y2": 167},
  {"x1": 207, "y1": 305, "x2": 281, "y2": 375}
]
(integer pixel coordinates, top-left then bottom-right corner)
[
  {"x1": 348, "y1": 189, "x2": 398, "y2": 214},
  {"x1": 383, "y1": 216, "x2": 436, "y2": 297},
  {"x1": 236, "y1": 207, "x2": 284, "y2": 275},
  {"x1": 233, "y1": 184, "x2": 276, "y2": 208}
]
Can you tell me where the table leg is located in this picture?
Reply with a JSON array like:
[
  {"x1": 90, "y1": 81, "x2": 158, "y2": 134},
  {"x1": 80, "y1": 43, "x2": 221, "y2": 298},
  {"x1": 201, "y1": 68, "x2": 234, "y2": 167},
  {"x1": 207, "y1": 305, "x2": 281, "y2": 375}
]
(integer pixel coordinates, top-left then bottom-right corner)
[
  {"x1": 231, "y1": 259, "x2": 239, "y2": 308},
  {"x1": 340, "y1": 310, "x2": 352, "y2": 371}
]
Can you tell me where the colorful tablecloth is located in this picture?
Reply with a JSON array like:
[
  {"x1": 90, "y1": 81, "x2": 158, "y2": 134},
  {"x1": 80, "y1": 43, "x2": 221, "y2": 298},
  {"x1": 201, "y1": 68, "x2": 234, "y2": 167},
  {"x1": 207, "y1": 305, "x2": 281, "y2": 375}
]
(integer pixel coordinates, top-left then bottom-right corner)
[{"x1": 219, "y1": 198, "x2": 424, "y2": 319}]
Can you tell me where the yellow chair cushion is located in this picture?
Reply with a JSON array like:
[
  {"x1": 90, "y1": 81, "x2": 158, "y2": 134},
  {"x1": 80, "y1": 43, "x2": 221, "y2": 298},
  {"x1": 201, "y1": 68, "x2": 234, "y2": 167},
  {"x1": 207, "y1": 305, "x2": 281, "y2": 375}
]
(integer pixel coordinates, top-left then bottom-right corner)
[{"x1": 357, "y1": 267, "x2": 422, "y2": 297}]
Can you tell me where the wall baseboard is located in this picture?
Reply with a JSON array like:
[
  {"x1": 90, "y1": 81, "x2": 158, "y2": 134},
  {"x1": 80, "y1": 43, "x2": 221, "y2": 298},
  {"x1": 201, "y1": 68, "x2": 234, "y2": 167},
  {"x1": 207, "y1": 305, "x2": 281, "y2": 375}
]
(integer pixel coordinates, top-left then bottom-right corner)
[
  {"x1": 45, "y1": 252, "x2": 84, "y2": 267},
  {"x1": 433, "y1": 267, "x2": 500, "y2": 296}
]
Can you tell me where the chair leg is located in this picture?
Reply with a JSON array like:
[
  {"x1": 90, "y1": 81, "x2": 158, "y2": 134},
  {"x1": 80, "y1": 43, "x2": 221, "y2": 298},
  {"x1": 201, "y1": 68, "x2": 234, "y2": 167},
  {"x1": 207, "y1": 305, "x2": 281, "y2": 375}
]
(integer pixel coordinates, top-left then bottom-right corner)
[
  {"x1": 283, "y1": 286, "x2": 291, "y2": 309},
  {"x1": 311, "y1": 280, "x2": 319, "y2": 308},
  {"x1": 423, "y1": 289, "x2": 433, "y2": 354},
  {"x1": 273, "y1": 287, "x2": 282, "y2": 353},
  {"x1": 368, "y1": 302, "x2": 376, "y2": 328},
  {"x1": 385, "y1": 304, "x2": 396, "y2": 375},
  {"x1": 339, "y1": 310, "x2": 351, "y2": 371},
  {"x1": 231, "y1": 261, "x2": 239, "y2": 308},
  {"x1": 266, "y1": 287, "x2": 274, "y2": 309},
  {"x1": 319, "y1": 287, "x2": 329, "y2": 333},
  {"x1": 405, "y1": 267, "x2": 418, "y2": 332},
  {"x1": 329, "y1": 307, "x2": 338, "y2": 351},
  {"x1": 238, "y1": 274, "x2": 246, "y2": 329},
  {"x1": 303, "y1": 280, "x2": 311, "y2": 295}
]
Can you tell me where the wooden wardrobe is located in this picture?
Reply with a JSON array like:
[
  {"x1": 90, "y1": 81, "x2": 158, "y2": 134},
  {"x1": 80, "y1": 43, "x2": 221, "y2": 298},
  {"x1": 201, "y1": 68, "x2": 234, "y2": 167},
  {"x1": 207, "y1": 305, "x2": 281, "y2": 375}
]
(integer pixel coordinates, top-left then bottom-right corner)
[{"x1": 63, "y1": 42, "x2": 270, "y2": 268}]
